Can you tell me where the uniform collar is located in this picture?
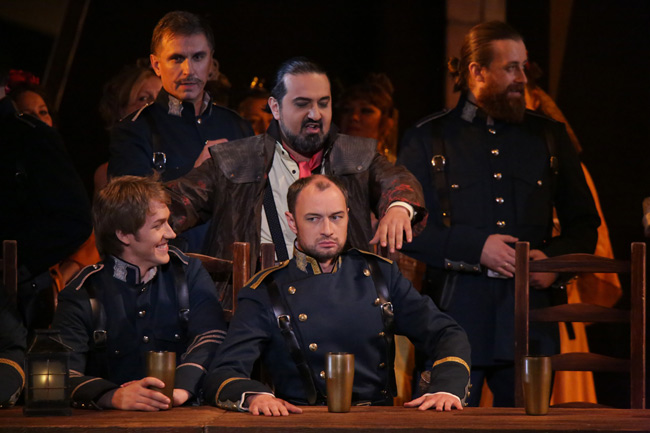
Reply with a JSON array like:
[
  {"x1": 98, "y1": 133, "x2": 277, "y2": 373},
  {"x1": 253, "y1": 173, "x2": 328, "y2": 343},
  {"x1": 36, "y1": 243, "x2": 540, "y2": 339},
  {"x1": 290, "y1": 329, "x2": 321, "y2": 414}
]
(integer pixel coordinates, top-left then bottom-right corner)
[
  {"x1": 156, "y1": 88, "x2": 211, "y2": 117},
  {"x1": 109, "y1": 255, "x2": 158, "y2": 284},
  {"x1": 293, "y1": 245, "x2": 342, "y2": 275},
  {"x1": 458, "y1": 93, "x2": 495, "y2": 126}
]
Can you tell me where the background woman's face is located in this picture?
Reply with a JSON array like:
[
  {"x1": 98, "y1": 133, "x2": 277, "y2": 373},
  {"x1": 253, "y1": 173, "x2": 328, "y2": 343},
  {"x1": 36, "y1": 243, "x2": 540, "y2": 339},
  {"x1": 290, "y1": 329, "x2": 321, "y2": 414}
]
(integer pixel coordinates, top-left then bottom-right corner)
[
  {"x1": 339, "y1": 99, "x2": 383, "y2": 140},
  {"x1": 124, "y1": 74, "x2": 162, "y2": 117},
  {"x1": 15, "y1": 91, "x2": 53, "y2": 127}
]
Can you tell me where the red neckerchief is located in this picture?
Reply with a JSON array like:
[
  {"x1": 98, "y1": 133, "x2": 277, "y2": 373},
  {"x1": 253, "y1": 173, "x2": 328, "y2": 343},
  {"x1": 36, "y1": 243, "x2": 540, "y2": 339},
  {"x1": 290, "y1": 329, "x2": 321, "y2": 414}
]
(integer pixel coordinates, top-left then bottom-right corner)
[{"x1": 283, "y1": 145, "x2": 323, "y2": 178}]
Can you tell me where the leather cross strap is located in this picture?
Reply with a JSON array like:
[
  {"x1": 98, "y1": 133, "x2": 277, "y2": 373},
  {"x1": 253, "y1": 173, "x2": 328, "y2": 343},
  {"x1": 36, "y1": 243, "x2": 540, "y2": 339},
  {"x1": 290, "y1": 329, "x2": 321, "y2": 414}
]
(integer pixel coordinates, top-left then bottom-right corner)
[
  {"x1": 265, "y1": 274, "x2": 319, "y2": 404},
  {"x1": 172, "y1": 258, "x2": 190, "y2": 333},
  {"x1": 364, "y1": 255, "x2": 398, "y2": 398},
  {"x1": 263, "y1": 182, "x2": 290, "y2": 261},
  {"x1": 429, "y1": 123, "x2": 451, "y2": 228}
]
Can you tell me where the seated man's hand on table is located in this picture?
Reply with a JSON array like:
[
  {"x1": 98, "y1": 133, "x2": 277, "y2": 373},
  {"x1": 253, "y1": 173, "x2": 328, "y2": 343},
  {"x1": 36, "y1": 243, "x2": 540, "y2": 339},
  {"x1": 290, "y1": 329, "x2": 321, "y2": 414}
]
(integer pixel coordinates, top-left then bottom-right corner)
[
  {"x1": 246, "y1": 394, "x2": 302, "y2": 416},
  {"x1": 404, "y1": 392, "x2": 463, "y2": 412},
  {"x1": 108, "y1": 377, "x2": 171, "y2": 411}
]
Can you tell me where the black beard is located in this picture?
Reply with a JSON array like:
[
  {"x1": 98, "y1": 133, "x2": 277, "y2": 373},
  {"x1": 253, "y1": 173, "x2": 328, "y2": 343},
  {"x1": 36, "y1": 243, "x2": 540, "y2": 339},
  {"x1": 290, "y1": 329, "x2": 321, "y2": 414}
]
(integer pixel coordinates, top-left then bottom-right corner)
[
  {"x1": 477, "y1": 82, "x2": 526, "y2": 123},
  {"x1": 280, "y1": 119, "x2": 328, "y2": 155}
]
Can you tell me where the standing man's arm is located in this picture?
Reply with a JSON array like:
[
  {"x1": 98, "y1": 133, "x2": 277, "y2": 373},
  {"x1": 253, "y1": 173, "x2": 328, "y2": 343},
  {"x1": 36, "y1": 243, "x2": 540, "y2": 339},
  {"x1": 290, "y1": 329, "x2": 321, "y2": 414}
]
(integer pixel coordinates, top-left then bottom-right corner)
[{"x1": 367, "y1": 152, "x2": 428, "y2": 253}]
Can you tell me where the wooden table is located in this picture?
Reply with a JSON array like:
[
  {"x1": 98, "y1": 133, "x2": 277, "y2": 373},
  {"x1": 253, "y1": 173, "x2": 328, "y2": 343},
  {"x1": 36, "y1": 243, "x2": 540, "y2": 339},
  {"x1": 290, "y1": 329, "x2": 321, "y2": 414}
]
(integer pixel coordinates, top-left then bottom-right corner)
[{"x1": 1, "y1": 406, "x2": 648, "y2": 432}]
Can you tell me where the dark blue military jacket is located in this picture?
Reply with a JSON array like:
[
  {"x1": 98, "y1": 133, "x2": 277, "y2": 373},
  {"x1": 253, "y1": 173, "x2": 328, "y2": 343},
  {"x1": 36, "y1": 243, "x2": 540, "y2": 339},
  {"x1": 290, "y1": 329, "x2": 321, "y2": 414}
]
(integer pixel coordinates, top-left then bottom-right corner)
[
  {"x1": 204, "y1": 248, "x2": 470, "y2": 410},
  {"x1": 52, "y1": 247, "x2": 226, "y2": 408},
  {"x1": 397, "y1": 95, "x2": 600, "y2": 365},
  {"x1": 108, "y1": 88, "x2": 253, "y2": 182}
]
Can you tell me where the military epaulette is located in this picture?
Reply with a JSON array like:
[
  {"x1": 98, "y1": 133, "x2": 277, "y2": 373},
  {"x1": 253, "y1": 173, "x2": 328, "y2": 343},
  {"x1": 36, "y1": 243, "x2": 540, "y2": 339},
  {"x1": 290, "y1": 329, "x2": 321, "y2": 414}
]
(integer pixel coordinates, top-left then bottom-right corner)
[
  {"x1": 416, "y1": 109, "x2": 451, "y2": 128},
  {"x1": 126, "y1": 101, "x2": 154, "y2": 122},
  {"x1": 525, "y1": 109, "x2": 562, "y2": 124},
  {"x1": 247, "y1": 261, "x2": 290, "y2": 289},
  {"x1": 349, "y1": 248, "x2": 393, "y2": 265},
  {"x1": 168, "y1": 245, "x2": 189, "y2": 265},
  {"x1": 14, "y1": 112, "x2": 38, "y2": 128},
  {"x1": 67, "y1": 264, "x2": 104, "y2": 291}
]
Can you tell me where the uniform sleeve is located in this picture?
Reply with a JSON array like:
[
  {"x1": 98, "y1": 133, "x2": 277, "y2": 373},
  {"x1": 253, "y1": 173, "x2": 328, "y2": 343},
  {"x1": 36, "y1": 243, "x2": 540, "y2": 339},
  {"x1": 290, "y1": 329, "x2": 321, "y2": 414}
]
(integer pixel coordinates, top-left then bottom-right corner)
[
  {"x1": 165, "y1": 157, "x2": 220, "y2": 234},
  {"x1": 0, "y1": 290, "x2": 26, "y2": 407},
  {"x1": 202, "y1": 288, "x2": 275, "y2": 411},
  {"x1": 175, "y1": 258, "x2": 228, "y2": 396},
  {"x1": 107, "y1": 117, "x2": 155, "y2": 178},
  {"x1": 388, "y1": 261, "x2": 471, "y2": 401},
  {"x1": 51, "y1": 285, "x2": 118, "y2": 408},
  {"x1": 397, "y1": 124, "x2": 488, "y2": 268},
  {"x1": 368, "y1": 152, "x2": 428, "y2": 234},
  {"x1": 542, "y1": 123, "x2": 600, "y2": 257}
]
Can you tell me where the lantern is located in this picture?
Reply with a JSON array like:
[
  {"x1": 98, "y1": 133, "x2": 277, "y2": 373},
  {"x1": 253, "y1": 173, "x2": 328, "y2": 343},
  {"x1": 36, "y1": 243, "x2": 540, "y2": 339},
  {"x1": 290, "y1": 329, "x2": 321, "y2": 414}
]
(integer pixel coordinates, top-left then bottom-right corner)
[{"x1": 23, "y1": 329, "x2": 71, "y2": 416}]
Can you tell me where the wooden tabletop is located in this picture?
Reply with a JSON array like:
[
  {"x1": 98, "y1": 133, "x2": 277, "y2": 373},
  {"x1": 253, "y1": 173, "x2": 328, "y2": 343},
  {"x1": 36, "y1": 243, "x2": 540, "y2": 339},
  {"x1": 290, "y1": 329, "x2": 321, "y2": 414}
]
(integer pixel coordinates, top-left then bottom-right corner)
[{"x1": 1, "y1": 406, "x2": 648, "y2": 433}]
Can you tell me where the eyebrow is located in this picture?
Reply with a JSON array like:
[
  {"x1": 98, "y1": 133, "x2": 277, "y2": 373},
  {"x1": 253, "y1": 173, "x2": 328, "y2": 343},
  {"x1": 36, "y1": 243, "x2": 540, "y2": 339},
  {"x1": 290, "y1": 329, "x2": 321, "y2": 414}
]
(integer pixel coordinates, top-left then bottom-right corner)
[{"x1": 292, "y1": 96, "x2": 331, "y2": 104}]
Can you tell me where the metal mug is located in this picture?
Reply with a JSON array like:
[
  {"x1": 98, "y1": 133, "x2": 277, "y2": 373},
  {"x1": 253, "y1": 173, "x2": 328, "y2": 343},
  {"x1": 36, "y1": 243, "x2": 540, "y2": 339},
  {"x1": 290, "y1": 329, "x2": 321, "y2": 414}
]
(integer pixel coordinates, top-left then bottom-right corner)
[
  {"x1": 522, "y1": 355, "x2": 552, "y2": 415},
  {"x1": 325, "y1": 352, "x2": 355, "y2": 413},
  {"x1": 146, "y1": 351, "x2": 176, "y2": 409}
]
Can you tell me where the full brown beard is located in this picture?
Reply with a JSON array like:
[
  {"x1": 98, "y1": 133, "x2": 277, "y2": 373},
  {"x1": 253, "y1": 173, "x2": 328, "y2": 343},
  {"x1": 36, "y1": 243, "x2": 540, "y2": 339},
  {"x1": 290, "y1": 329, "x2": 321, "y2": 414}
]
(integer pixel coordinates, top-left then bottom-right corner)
[{"x1": 477, "y1": 81, "x2": 526, "y2": 123}]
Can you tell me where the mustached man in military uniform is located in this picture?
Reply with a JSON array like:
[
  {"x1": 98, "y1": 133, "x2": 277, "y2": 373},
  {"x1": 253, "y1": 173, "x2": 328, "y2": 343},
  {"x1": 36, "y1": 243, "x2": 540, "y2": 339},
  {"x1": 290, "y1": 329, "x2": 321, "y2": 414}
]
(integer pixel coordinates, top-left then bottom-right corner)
[
  {"x1": 397, "y1": 21, "x2": 600, "y2": 406},
  {"x1": 204, "y1": 175, "x2": 470, "y2": 416},
  {"x1": 52, "y1": 176, "x2": 226, "y2": 411}
]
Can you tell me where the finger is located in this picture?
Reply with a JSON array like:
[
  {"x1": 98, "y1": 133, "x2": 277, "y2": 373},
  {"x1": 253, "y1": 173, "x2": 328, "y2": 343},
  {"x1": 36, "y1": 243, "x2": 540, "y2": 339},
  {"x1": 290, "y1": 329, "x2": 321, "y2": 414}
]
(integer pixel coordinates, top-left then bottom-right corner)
[
  {"x1": 403, "y1": 219, "x2": 413, "y2": 244},
  {"x1": 278, "y1": 404, "x2": 289, "y2": 416},
  {"x1": 369, "y1": 231, "x2": 380, "y2": 245},
  {"x1": 142, "y1": 377, "x2": 166, "y2": 389},
  {"x1": 286, "y1": 403, "x2": 303, "y2": 414},
  {"x1": 387, "y1": 222, "x2": 397, "y2": 253},
  {"x1": 501, "y1": 235, "x2": 519, "y2": 243},
  {"x1": 250, "y1": 405, "x2": 260, "y2": 416},
  {"x1": 261, "y1": 405, "x2": 272, "y2": 416},
  {"x1": 393, "y1": 221, "x2": 404, "y2": 251}
]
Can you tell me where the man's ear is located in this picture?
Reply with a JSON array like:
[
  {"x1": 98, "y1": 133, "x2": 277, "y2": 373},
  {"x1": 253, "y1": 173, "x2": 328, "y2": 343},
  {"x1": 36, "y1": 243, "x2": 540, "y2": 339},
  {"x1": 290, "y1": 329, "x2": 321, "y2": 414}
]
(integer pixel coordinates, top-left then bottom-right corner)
[
  {"x1": 468, "y1": 62, "x2": 485, "y2": 84},
  {"x1": 150, "y1": 54, "x2": 162, "y2": 77},
  {"x1": 285, "y1": 211, "x2": 298, "y2": 235},
  {"x1": 115, "y1": 230, "x2": 132, "y2": 246},
  {"x1": 268, "y1": 96, "x2": 281, "y2": 120}
]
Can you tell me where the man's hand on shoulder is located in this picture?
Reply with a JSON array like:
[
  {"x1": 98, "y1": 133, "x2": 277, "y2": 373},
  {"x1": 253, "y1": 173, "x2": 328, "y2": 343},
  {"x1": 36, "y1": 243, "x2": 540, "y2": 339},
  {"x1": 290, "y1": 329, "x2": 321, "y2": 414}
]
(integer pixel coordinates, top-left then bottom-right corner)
[
  {"x1": 480, "y1": 234, "x2": 518, "y2": 277},
  {"x1": 370, "y1": 205, "x2": 412, "y2": 253},
  {"x1": 404, "y1": 392, "x2": 463, "y2": 412},
  {"x1": 110, "y1": 377, "x2": 171, "y2": 411},
  {"x1": 194, "y1": 138, "x2": 228, "y2": 168},
  {"x1": 246, "y1": 394, "x2": 302, "y2": 416}
]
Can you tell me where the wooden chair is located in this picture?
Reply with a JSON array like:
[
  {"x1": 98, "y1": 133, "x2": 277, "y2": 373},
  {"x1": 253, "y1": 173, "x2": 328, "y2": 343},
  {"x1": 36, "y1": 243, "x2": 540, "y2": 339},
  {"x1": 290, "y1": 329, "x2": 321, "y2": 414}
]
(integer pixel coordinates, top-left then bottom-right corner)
[
  {"x1": 514, "y1": 241, "x2": 646, "y2": 409},
  {"x1": 1, "y1": 240, "x2": 18, "y2": 303},
  {"x1": 187, "y1": 242, "x2": 250, "y2": 321}
]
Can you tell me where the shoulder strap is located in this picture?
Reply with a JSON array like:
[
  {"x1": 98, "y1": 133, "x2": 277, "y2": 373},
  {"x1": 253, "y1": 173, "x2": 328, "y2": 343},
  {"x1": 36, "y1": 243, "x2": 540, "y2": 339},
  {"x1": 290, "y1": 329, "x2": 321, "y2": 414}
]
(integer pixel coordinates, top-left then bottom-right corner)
[
  {"x1": 171, "y1": 258, "x2": 190, "y2": 333},
  {"x1": 263, "y1": 182, "x2": 290, "y2": 261},
  {"x1": 265, "y1": 274, "x2": 320, "y2": 404},
  {"x1": 142, "y1": 110, "x2": 166, "y2": 174},
  {"x1": 85, "y1": 272, "x2": 110, "y2": 379},
  {"x1": 363, "y1": 255, "x2": 397, "y2": 397},
  {"x1": 428, "y1": 123, "x2": 451, "y2": 227}
]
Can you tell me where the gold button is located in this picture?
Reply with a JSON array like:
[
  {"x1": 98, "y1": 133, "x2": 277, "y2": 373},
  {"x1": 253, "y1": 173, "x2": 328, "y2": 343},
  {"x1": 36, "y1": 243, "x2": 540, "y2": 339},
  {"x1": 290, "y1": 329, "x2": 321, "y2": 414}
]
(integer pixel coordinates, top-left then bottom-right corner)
[
  {"x1": 378, "y1": 331, "x2": 385, "y2": 337},
  {"x1": 493, "y1": 172, "x2": 502, "y2": 180},
  {"x1": 379, "y1": 362, "x2": 386, "y2": 369},
  {"x1": 197, "y1": 118, "x2": 202, "y2": 124},
  {"x1": 363, "y1": 269, "x2": 371, "y2": 277},
  {"x1": 491, "y1": 149, "x2": 499, "y2": 156},
  {"x1": 537, "y1": 180, "x2": 543, "y2": 186},
  {"x1": 320, "y1": 371, "x2": 326, "y2": 379},
  {"x1": 496, "y1": 220, "x2": 506, "y2": 228},
  {"x1": 142, "y1": 336, "x2": 149, "y2": 343},
  {"x1": 374, "y1": 298, "x2": 381, "y2": 306},
  {"x1": 138, "y1": 310, "x2": 146, "y2": 317},
  {"x1": 451, "y1": 184, "x2": 459, "y2": 189},
  {"x1": 495, "y1": 197, "x2": 504, "y2": 204},
  {"x1": 299, "y1": 314, "x2": 308, "y2": 322},
  {"x1": 459, "y1": 264, "x2": 465, "y2": 270},
  {"x1": 288, "y1": 286, "x2": 296, "y2": 295},
  {"x1": 309, "y1": 343, "x2": 318, "y2": 351},
  {"x1": 488, "y1": 128, "x2": 496, "y2": 135}
]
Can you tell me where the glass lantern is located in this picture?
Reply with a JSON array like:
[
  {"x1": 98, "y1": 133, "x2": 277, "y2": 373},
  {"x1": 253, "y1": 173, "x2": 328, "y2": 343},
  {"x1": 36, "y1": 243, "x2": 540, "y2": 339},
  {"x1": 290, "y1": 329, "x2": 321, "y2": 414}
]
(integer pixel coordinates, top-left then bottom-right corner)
[{"x1": 23, "y1": 329, "x2": 72, "y2": 416}]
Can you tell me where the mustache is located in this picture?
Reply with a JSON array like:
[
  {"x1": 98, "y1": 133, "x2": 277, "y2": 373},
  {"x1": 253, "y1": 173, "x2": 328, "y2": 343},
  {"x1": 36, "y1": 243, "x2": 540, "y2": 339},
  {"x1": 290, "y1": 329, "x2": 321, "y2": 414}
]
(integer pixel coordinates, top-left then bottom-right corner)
[
  {"x1": 507, "y1": 83, "x2": 525, "y2": 93},
  {"x1": 301, "y1": 118, "x2": 323, "y2": 130},
  {"x1": 176, "y1": 77, "x2": 204, "y2": 86}
]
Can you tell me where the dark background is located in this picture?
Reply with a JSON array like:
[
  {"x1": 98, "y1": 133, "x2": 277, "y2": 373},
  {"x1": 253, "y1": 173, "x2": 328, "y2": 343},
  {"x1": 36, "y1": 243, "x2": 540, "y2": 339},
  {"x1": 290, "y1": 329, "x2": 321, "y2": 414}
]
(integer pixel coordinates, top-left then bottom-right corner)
[{"x1": 2, "y1": 0, "x2": 649, "y2": 407}]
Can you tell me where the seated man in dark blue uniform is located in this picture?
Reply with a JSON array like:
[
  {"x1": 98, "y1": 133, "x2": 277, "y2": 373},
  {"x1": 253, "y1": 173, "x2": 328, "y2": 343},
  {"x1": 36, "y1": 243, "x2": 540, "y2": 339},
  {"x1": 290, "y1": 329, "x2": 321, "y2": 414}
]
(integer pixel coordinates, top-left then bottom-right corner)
[
  {"x1": 52, "y1": 176, "x2": 226, "y2": 411},
  {"x1": 204, "y1": 175, "x2": 470, "y2": 415}
]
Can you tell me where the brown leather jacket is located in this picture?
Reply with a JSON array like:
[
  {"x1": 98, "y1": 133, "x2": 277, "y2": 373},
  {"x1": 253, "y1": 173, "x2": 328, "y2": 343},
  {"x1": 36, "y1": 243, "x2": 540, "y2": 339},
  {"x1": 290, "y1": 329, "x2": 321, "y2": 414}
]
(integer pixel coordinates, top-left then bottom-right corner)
[{"x1": 166, "y1": 122, "x2": 427, "y2": 303}]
